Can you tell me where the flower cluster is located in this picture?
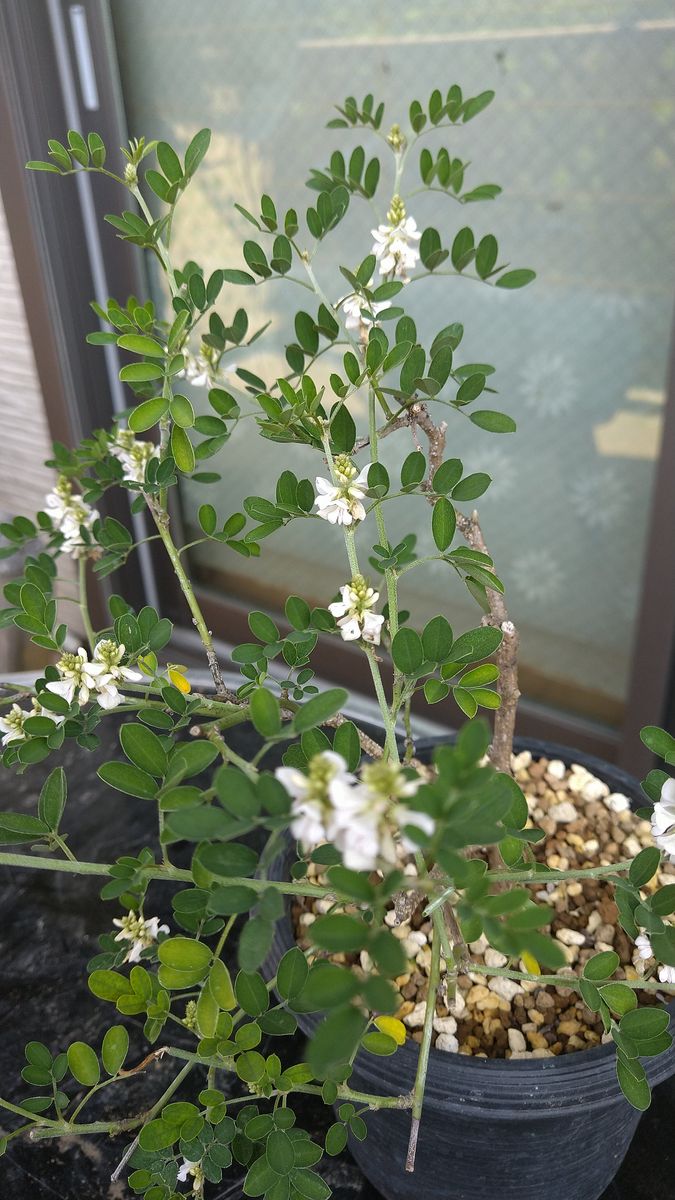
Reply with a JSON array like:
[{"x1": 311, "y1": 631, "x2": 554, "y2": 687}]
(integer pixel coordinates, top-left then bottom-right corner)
[
  {"x1": 341, "y1": 285, "x2": 391, "y2": 339},
  {"x1": 0, "y1": 703, "x2": 29, "y2": 747},
  {"x1": 44, "y1": 476, "x2": 99, "y2": 558},
  {"x1": 650, "y1": 777, "x2": 675, "y2": 863},
  {"x1": 177, "y1": 1159, "x2": 204, "y2": 1193},
  {"x1": 111, "y1": 427, "x2": 158, "y2": 484},
  {"x1": 314, "y1": 455, "x2": 371, "y2": 526},
  {"x1": 46, "y1": 642, "x2": 142, "y2": 711},
  {"x1": 328, "y1": 576, "x2": 385, "y2": 645},
  {"x1": 0, "y1": 696, "x2": 66, "y2": 747},
  {"x1": 635, "y1": 932, "x2": 675, "y2": 985},
  {"x1": 371, "y1": 195, "x2": 421, "y2": 281},
  {"x1": 276, "y1": 751, "x2": 434, "y2": 871},
  {"x1": 113, "y1": 909, "x2": 169, "y2": 963}
]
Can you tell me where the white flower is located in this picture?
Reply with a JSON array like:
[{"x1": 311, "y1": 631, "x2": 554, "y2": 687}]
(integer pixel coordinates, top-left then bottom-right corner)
[
  {"x1": 276, "y1": 752, "x2": 433, "y2": 873},
  {"x1": 93, "y1": 639, "x2": 143, "y2": 707},
  {"x1": 46, "y1": 643, "x2": 141, "y2": 711},
  {"x1": 635, "y1": 933, "x2": 653, "y2": 961},
  {"x1": 0, "y1": 703, "x2": 30, "y2": 746},
  {"x1": 634, "y1": 931, "x2": 675, "y2": 986},
  {"x1": 177, "y1": 351, "x2": 211, "y2": 388},
  {"x1": 651, "y1": 777, "x2": 675, "y2": 864},
  {"x1": 46, "y1": 648, "x2": 107, "y2": 707},
  {"x1": 277, "y1": 751, "x2": 358, "y2": 851},
  {"x1": 44, "y1": 476, "x2": 99, "y2": 558},
  {"x1": 111, "y1": 428, "x2": 158, "y2": 484},
  {"x1": 314, "y1": 455, "x2": 371, "y2": 526},
  {"x1": 328, "y1": 577, "x2": 385, "y2": 646},
  {"x1": 371, "y1": 196, "x2": 420, "y2": 281},
  {"x1": 341, "y1": 288, "x2": 391, "y2": 337},
  {"x1": 113, "y1": 910, "x2": 169, "y2": 963}
]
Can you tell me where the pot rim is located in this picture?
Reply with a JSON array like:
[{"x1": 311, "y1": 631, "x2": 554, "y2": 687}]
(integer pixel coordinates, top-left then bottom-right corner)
[{"x1": 267, "y1": 733, "x2": 675, "y2": 1086}]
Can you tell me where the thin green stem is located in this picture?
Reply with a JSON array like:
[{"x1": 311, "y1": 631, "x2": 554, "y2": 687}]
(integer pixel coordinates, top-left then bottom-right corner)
[
  {"x1": 147, "y1": 498, "x2": 228, "y2": 697},
  {"x1": 468, "y1": 961, "x2": 675, "y2": 994},
  {"x1": 52, "y1": 833, "x2": 77, "y2": 863},
  {"x1": 406, "y1": 916, "x2": 440, "y2": 1172},
  {"x1": 78, "y1": 557, "x2": 95, "y2": 652},
  {"x1": 203, "y1": 722, "x2": 258, "y2": 780},
  {"x1": 368, "y1": 389, "x2": 398, "y2": 640}
]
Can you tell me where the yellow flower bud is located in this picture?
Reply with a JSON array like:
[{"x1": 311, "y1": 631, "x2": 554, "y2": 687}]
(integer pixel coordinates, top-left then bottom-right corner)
[
  {"x1": 374, "y1": 1016, "x2": 406, "y2": 1046},
  {"x1": 168, "y1": 666, "x2": 191, "y2": 694},
  {"x1": 521, "y1": 951, "x2": 541, "y2": 976}
]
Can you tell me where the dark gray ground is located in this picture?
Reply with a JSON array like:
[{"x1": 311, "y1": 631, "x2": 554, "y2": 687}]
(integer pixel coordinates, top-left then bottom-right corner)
[{"x1": 0, "y1": 722, "x2": 672, "y2": 1198}]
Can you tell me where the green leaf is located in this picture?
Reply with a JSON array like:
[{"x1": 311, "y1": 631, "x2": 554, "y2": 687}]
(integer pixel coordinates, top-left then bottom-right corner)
[
  {"x1": 620, "y1": 1006, "x2": 671, "y2": 1040},
  {"x1": 38, "y1": 766, "x2": 66, "y2": 830},
  {"x1": 469, "y1": 410, "x2": 516, "y2": 434},
  {"x1": 249, "y1": 610, "x2": 280, "y2": 643},
  {"x1": 449, "y1": 625, "x2": 503, "y2": 662},
  {"x1": 424, "y1": 679, "x2": 449, "y2": 704},
  {"x1": 266, "y1": 1128, "x2": 295, "y2": 1175},
  {"x1": 616, "y1": 1058, "x2": 651, "y2": 1111},
  {"x1": 101, "y1": 1026, "x2": 129, "y2": 1075},
  {"x1": 170, "y1": 393, "x2": 195, "y2": 428},
  {"x1": 277, "y1": 947, "x2": 310, "y2": 1000},
  {"x1": 400, "y1": 451, "x2": 425, "y2": 488},
  {"x1": 184, "y1": 128, "x2": 211, "y2": 176},
  {"x1": 238, "y1": 916, "x2": 274, "y2": 973},
  {"x1": 311, "y1": 914, "x2": 368, "y2": 953},
  {"x1": 432, "y1": 496, "x2": 456, "y2": 551},
  {"x1": 128, "y1": 396, "x2": 169, "y2": 433},
  {"x1": 629, "y1": 846, "x2": 661, "y2": 888},
  {"x1": 308, "y1": 1005, "x2": 367, "y2": 1079},
  {"x1": 432, "y1": 458, "x2": 463, "y2": 494},
  {"x1": 332, "y1": 721, "x2": 361, "y2": 771},
  {"x1": 583, "y1": 951, "x2": 620, "y2": 981},
  {"x1": 97, "y1": 761, "x2": 158, "y2": 800},
  {"x1": 475, "y1": 234, "x2": 498, "y2": 278},
  {"x1": 117, "y1": 333, "x2": 165, "y2": 358},
  {"x1": 197, "y1": 841, "x2": 258, "y2": 879},
  {"x1": 198, "y1": 503, "x2": 217, "y2": 535},
  {"x1": 171, "y1": 425, "x2": 195, "y2": 473},
  {"x1": 391, "y1": 627, "x2": 424, "y2": 675},
  {"x1": 120, "y1": 723, "x2": 168, "y2": 778},
  {"x1": 88, "y1": 970, "x2": 131, "y2": 1002},
  {"x1": 640, "y1": 726, "x2": 675, "y2": 763},
  {"x1": 158, "y1": 937, "x2": 211, "y2": 974},
  {"x1": 157, "y1": 141, "x2": 183, "y2": 183},
  {"x1": 119, "y1": 362, "x2": 164, "y2": 383},
  {"x1": 422, "y1": 615, "x2": 453, "y2": 663},
  {"x1": 235, "y1": 970, "x2": 270, "y2": 1017},
  {"x1": 67, "y1": 1042, "x2": 100, "y2": 1087},
  {"x1": 250, "y1": 688, "x2": 281, "y2": 738},
  {"x1": 452, "y1": 473, "x2": 491, "y2": 502},
  {"x1": 139, "y1": 1118, "x2": 179, "y2": 1152},
  {"x1": 495, "y1": 269, "x2": 536, "y2": 289},
  {"x1": 598, "y1": 983, "x2": 637, "y2": 1016},
  {"x1": 362, "y1": 1031, "x2": 397, "y2": 1056},
  {"x1": 651, "y1": 885, "x2": 675, "y2": 916},
  {"x1": 209, "y1": 959, "x2": 236, "y2": 1009},
  {"x1": 294, "y1": 689, "x2": 348, "y2": 733},
  {"x1": 325, "y1": 1123, "x2": 348, "y2": 1155},
  {"x1": 285, "y1": 595, "x2": 311, "y2": 630}
]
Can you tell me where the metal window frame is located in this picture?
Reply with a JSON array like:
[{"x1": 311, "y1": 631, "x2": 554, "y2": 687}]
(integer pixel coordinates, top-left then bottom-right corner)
[{"x1": 1, "y1": 0, "x2": 673, "y2": 774}]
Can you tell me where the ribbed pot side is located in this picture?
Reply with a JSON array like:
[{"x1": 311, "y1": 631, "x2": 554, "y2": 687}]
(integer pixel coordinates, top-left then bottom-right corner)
[{"x1": 265, "y1": 738, "x2": 675, "y2": 1200}]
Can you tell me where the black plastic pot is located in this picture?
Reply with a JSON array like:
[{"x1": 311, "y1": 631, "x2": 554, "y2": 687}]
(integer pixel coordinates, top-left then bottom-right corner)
[{"x1": 266, "y1": 737, "x2": 675, "y2": 1200}]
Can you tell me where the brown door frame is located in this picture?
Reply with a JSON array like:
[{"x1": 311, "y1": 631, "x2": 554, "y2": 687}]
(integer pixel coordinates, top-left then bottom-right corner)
[{"x1": 1, "y1": 0, "x2": 673, "y2": 773}]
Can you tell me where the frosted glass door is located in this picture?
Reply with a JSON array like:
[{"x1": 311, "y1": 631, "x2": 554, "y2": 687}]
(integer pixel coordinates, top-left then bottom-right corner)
[{"x1": 111, "y1": 1, "x2": 675, "y2": 727}]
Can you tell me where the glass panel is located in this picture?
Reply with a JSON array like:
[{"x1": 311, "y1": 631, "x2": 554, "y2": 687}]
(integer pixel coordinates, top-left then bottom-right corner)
[{"x1": 111, "y1": 1, "x2": 675, "y2": 726}]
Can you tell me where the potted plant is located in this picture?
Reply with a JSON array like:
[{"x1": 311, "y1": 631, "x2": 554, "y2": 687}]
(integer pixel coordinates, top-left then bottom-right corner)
[{"x1": 0, "y1": 85, "x2": 673, "y2": 1200}]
